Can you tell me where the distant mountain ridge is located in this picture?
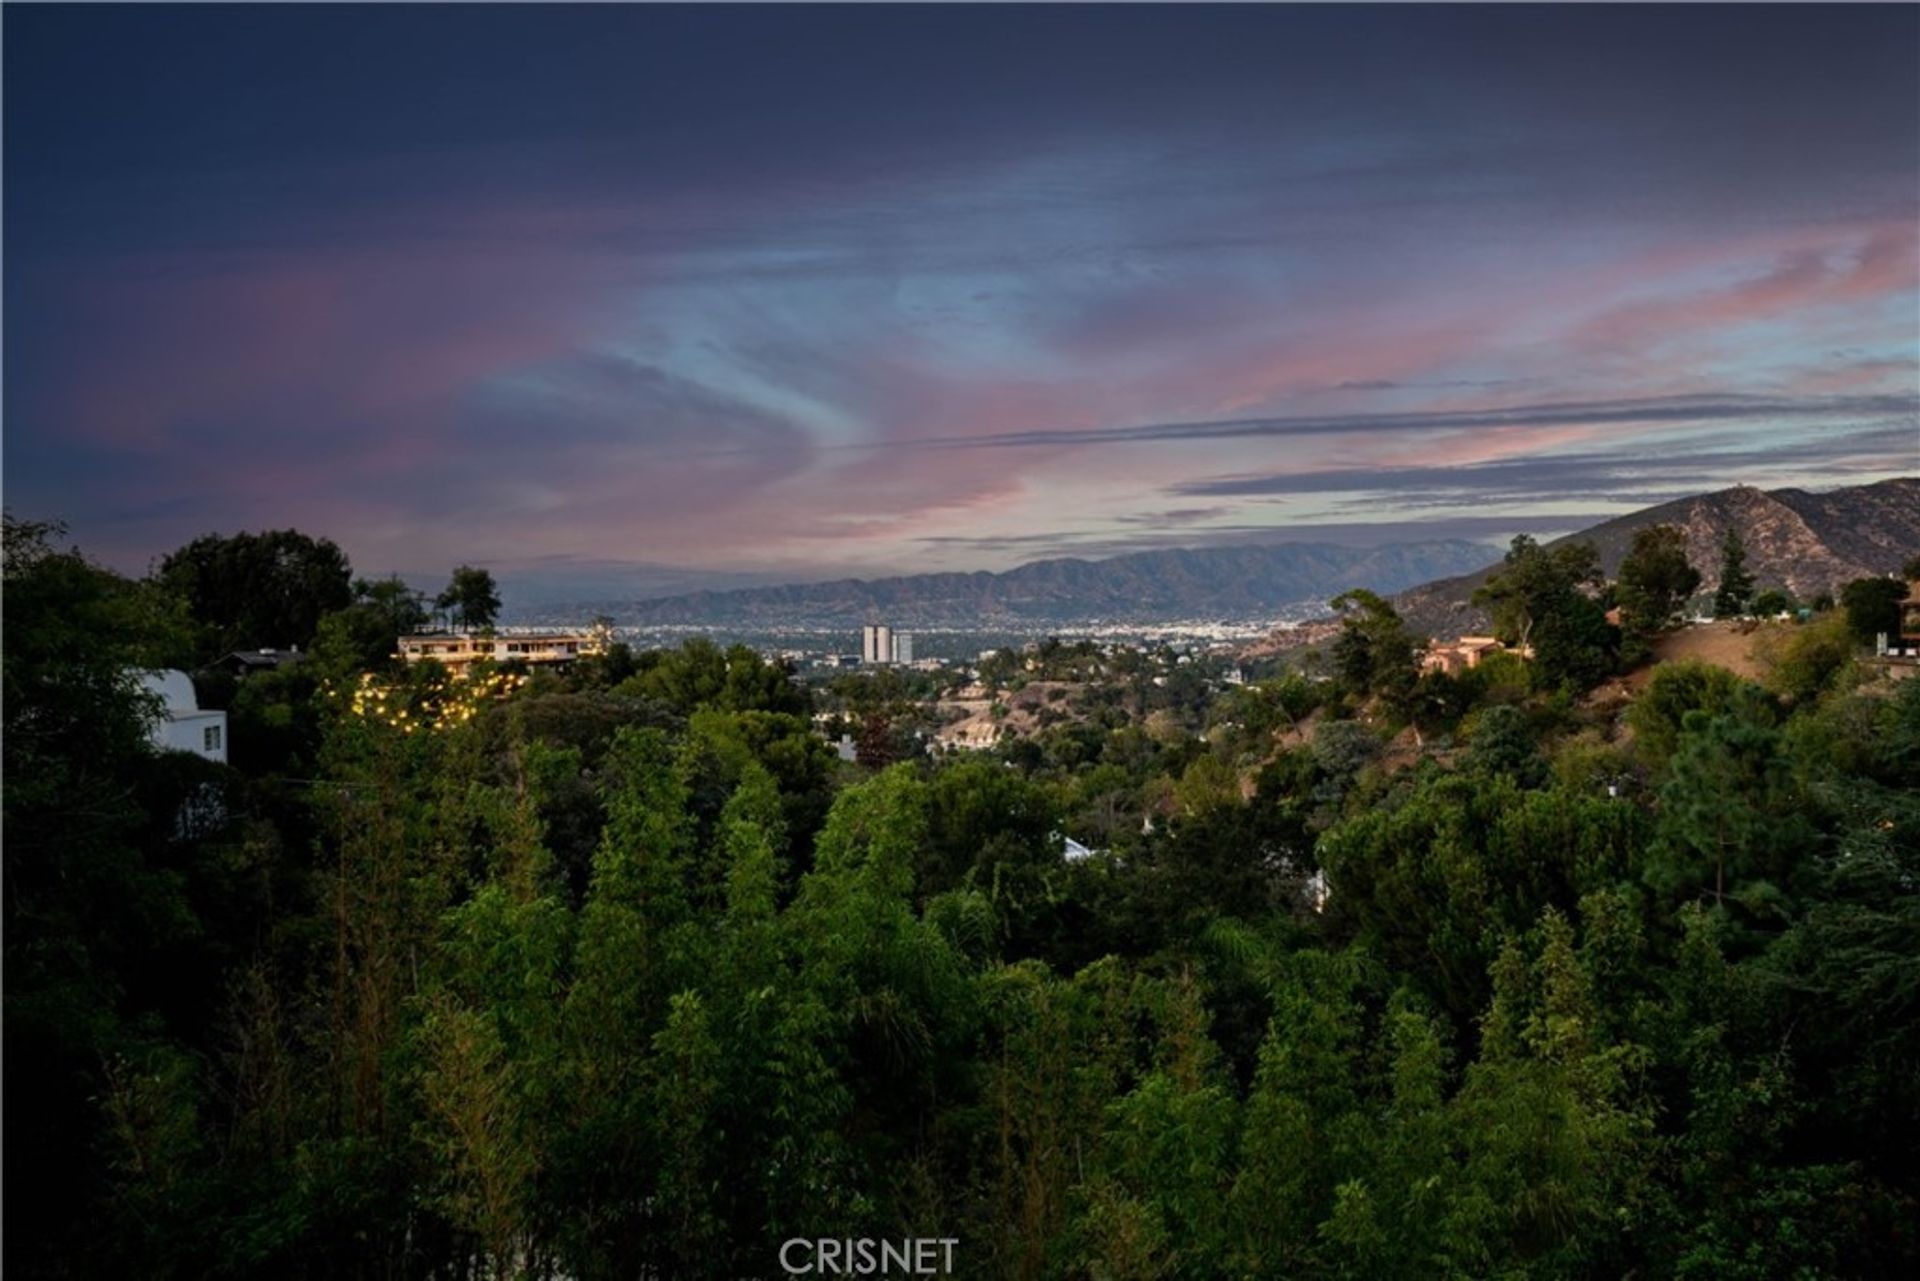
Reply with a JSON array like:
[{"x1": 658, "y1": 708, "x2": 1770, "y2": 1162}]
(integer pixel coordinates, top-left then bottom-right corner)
[
  {"x1": 1393, "y1": 477, "x2": 1920, "y2": 636},
  {"x1": 597, "y1": 540, "x2": 1505, "y2": 628}
]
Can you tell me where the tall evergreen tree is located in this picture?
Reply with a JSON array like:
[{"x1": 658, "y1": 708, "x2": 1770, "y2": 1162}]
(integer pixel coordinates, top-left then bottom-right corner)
[{"x1": 1713, "y1": 526, "x2": 1755, "y2": 618}]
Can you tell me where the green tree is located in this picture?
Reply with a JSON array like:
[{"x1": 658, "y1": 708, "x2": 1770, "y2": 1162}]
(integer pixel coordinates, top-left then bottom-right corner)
[
  {"x1": 359, "y1": 574, "x2": 430, "y2": 632},
  {"x1": 1318, "y1": 771, "x2": 1642, "y2": 1026},
  {"x1": 620, "y1": 639, "x2": 808, "y2": 717},
  {"x1": 1839, "y1": 576, "x2": 1904, "y2": 646},
  {"x1": 922, "y1": 758, "x2": 1056, "y2": 903},
  {"x1": 1474, "y1": 536, "x2": 1616, "y2": 691},
  {"x1": 1084, "y1": 977, "x2": 1238, "y2": 1279},
  {"x1": 1462, "y1": 704, "x2": 1546, "y2": 787},
  {"x1": 1617, "y1": 525, "x2": 1700, "y2": 666},
  {"x1": 1760, "y1": 611, "x2": 1854, "y2": 702},
  {"x1": 1626, "y1": 660, "x2": 1753, "y2": 767},
  {"x1": 156, "y1": 528, "x2": 353, "y2": 658},
  {"x1": 1329, "y1": 588, "x2": 1421, "y2": 715},
  {"x1": 308, "y1": 576, "x2": 429, "y2": 674},
  {"x1": 1227, "y1": 951, "x2": 1371, "y2": 1277},
  {"x1": 414, "y1": 994, "x2": 541, "y2": 1274},
  {"x1": 1712, "y1": 526, "x2": 1755, "y2": 618},
  {"x1": 2, "y1": 516, "x2": 205, "y2": 1276},
  {"x1": 436, "y1": 564, "x2": 502, "y2": 631},
  {"x1": 855, "y1": 710, "x2": 903, "y2": 769},
  {"x1": 1648, "y1": 692, "x2": 1811, "y2": 928},
  {"x1": 1310, "y1": 719, "x2": 1381, "y2": 813},
  {"x1": 1445, "y1": 912, "x2": 1655, "y2": 1275}
]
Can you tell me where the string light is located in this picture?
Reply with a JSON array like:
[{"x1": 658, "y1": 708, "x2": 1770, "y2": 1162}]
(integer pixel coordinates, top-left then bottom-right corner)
[{"x1": 325, "y1": 666, "x2": 532, "y2": 732}]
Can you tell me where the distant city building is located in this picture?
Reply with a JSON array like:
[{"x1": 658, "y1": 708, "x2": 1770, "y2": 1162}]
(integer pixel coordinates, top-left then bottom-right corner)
[
  {"x1": 861, "y1": 623, "x2": 912, "y2": 665},
  {"x1": 139, "y1": 670, "x2": 228, "y2": 763},
  {"x1": 397, "y1": 630, "x2": 599, "y2": 676}
]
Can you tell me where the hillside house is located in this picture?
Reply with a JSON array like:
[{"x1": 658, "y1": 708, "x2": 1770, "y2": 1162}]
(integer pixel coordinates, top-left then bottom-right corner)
[
  {"x1": 1421, "y1": 636, "x2": 1529, "y2": 677},
  {"x1": 397, "y1": 630, "x2": 600, "y2": 676},
  {"x1": 139, "y1": 670, "x2": 228, "y2": 763},
  {"x1": 208, "y1": 648, "x2": 306, "y2": 680}
]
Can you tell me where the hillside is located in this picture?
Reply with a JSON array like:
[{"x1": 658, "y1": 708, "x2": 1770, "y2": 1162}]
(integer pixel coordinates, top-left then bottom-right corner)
[
  {"x1": 1392, "y1": 477, "x2": 1920, "y2": 637},
  {"x1": 602, "y1": 540, "x2": 1503, "y2": 628}
]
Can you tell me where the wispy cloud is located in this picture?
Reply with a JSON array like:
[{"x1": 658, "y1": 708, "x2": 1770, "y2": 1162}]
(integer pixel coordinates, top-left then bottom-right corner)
[
  {"x1": 1172, "y1": 421, "x2": 1919, "y2": 501},
  {"x1": 864, "y1": 393, "x2": 1919, "y2": 455}
]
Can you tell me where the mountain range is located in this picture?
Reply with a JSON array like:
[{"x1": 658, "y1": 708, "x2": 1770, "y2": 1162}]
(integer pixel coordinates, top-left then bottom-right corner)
[
  {"x1": 592, "y1": 541, "x2": 1506, "y2": 628},
  {"x1": 533, "y1": 478, "x2": 1916, "y2": 633},
  {"x1": 1391, "y1": 477, "x2": 1920, "y2": 636}
]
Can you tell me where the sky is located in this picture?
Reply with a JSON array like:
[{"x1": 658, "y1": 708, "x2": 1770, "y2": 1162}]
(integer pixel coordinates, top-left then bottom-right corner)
[{"x1": 6, "y1": 4, "x2": 1917, "y2": 593}]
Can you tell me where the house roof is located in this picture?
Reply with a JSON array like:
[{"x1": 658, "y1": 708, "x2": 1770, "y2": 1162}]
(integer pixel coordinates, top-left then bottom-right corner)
[
  {"x1": 139, "y1": 669, "x2": 200, "y2": 714},
  {"x1": 209, "y1": 648, "x2": 305, "y2": 673}
]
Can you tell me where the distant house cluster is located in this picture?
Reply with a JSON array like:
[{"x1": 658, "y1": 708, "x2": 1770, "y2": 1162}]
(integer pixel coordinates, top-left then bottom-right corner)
[
  {"x1": 1420, "y1": 635, "x2": 1531, "y2": 677},
  {"x1": 397, "y1": 630, "x2": 601, "y2": 676},
  {"x1": 861, "y1": 623, "x2": 913, "y2": 666}
]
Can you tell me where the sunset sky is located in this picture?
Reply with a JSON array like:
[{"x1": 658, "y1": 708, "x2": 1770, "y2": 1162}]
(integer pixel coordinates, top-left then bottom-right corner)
[{"x1": 7, "y1": 4, "x2": 1917, "y2": 592}]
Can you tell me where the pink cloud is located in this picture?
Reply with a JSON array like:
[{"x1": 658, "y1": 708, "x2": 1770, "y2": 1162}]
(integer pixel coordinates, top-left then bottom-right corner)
[{"x1": 1574, "y1": 226, "x2": 1918, "y2": 353}]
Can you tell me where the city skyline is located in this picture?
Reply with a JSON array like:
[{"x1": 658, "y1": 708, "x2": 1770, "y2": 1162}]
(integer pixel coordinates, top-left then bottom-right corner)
[{"x1": 6, "y1": 4, "x2": 1916, "y2": 589}]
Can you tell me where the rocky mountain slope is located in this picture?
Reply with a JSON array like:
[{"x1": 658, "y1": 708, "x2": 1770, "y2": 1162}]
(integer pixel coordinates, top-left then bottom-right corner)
[
  {"x1": 1392, "y1": 477, "x2": 1919, "y2": 637},
  {"x1": 602, "y1": 540, "x2": 1503, "y2": 627}
]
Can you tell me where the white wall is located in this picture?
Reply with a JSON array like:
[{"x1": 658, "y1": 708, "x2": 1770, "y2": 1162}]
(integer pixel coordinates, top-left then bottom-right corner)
[{"x1": 139, "y1": 670, "x2": 229, "y2": 764}]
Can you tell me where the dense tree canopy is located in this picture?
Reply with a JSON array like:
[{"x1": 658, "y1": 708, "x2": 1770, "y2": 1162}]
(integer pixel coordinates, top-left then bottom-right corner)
[
  {"x1": 155, "y1": 528, "x2": 354, "y2": 658},
  {"x1": 7, "y1": 515, "x2": 1919, "y2": 1281}
]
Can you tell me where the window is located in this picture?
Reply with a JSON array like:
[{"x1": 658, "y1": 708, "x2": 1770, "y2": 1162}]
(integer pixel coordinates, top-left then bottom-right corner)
[{"x1": 203, "y1": 724, "x2": 224, "y2": 753}]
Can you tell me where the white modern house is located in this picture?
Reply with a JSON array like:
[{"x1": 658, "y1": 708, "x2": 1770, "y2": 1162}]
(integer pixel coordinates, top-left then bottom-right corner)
[
  {"x1": 396, "y1": 630, "x2": 600, "y2": 675},
  {"x1": 139, "y1": 670, "x2": 228, "y2": 763}
]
